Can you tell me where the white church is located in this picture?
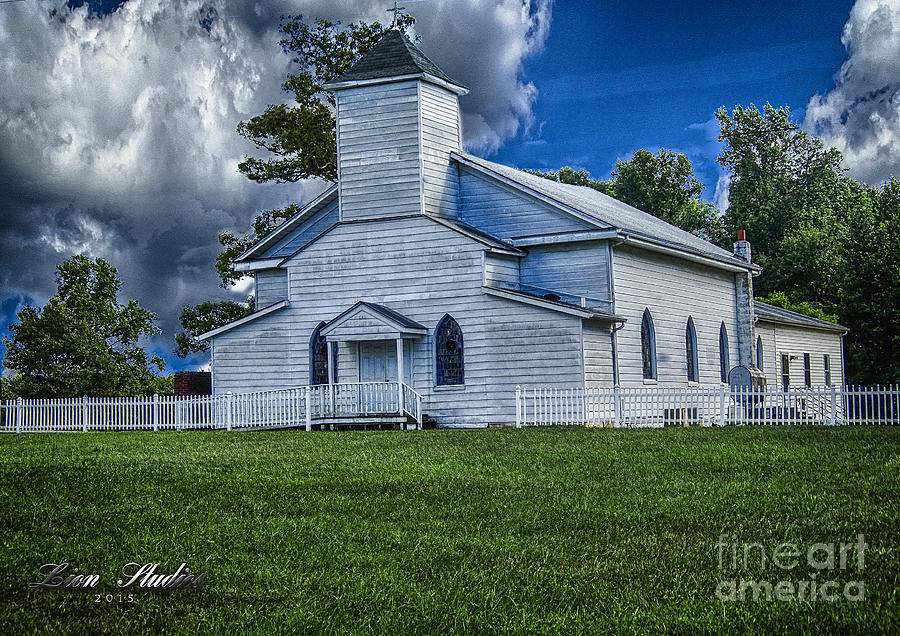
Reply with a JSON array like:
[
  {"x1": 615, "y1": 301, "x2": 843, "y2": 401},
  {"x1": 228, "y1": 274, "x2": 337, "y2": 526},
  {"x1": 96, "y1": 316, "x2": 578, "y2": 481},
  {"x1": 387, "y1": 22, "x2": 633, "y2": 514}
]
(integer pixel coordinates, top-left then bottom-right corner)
[{"x1": 200, "y1": 31, "x2": 846, "y2": 427}]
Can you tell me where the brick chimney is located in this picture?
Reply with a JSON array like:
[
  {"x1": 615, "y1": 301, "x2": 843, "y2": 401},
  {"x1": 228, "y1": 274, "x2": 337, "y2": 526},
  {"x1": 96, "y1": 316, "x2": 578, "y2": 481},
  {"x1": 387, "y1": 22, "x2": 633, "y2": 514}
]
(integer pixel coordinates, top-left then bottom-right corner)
[{"x1": 733, "y1": 230, "x2": 755, "y2": 368}]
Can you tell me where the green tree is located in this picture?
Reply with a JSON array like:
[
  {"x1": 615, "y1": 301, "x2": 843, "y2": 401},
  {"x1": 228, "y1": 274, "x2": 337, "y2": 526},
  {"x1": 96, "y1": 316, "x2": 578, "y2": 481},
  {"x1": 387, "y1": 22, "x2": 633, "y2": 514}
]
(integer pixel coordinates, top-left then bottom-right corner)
[
  {"x1": 612, "y1": 148, "x2": 726, "y2": 244},
  {"x1": 237, "y1": 14, "x2": 414, "y2": 184},
  {"x1": 716, "y1": 103, "x2": 845, "y2": 300},
  {"x1": 2, "y1": 255, "x2": 170, "y2": 398},
  {"x1": 529, "y1": 150, "x2": 726, "y2": 244},
  {"x1": 215, "y1": 203, "x2": 302, "y2": 288},
  {"x1": 525, "y1": 166, "x2": 615, "y2": 195},
  {"x1": 175, "y1": 298, "x2": 255, "y2": 358},
  {"x1": 839, "y1": 179, "x2": 900, "y2": 384}
]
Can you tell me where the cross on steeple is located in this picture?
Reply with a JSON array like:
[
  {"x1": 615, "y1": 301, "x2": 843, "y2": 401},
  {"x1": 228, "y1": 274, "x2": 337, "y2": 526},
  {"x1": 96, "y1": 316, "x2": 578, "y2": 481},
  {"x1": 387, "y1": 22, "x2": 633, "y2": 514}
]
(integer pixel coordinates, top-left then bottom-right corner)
[{"x1": 386, "y1": 1, "x2": 407, "y2": 27}]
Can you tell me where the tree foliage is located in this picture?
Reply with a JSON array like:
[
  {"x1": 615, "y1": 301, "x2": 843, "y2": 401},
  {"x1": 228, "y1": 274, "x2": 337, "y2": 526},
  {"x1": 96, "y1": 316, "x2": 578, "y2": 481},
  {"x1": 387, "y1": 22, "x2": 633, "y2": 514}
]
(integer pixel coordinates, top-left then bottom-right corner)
[
  {"x1": 612, "y1": 149, "x2": 727, "y2": 244},
  {"x1": 216, "y1": 203, "x2": 302, "y2": 288},
  {"x1": 525, "y1": 166, "x2": 614, "y2": 195},
  {"x1": 755, "y1": 292, "x2": 838, "y2": 324},
  {"x1": 175, "y1": 298, "x2": 256, "y2": 359},
  {"x1": 2, "y1": 256, "x2": 170, "y2": 398},
  {"x1": 717, "y1": 104, "x2": 900, "y2": 384},
  {"x1": 237, "y1": 14, "x2": 414, "y2": 184},
  {"x1": 530, "y1": 149, "x2": 726, "y2": 244},
  {"x1": 717, "y1": 104, "x2": 845, "y2": 299}
]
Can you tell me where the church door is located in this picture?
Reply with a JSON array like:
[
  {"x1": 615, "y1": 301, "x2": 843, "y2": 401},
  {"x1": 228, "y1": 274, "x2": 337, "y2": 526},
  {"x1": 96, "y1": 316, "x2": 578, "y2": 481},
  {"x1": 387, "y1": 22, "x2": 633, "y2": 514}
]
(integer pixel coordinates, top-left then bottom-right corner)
[{"x1": 358, "y1": 341, "x2": 412, "y2": 384}]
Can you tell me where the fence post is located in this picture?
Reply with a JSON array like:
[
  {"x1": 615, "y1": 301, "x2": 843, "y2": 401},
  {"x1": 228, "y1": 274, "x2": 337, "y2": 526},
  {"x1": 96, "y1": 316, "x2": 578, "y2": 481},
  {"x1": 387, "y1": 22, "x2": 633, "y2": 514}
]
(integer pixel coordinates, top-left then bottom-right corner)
[
  {"x1": 226, "y1": 392, "x2": 233, "y2": 431},
  {"x1": 719, "y1": 384, "x2": 728, "y2": 426},
  {"x1": 304, "y1": 386, "x2": 312, "y2": 432},
  {"x1": 830, "y1": 384, "x2": 838, "y2": 426},
  {"x1": 81, "y1": 395, "x2": 88, "y2": 432},
  {"x1": 515, "y1": 386, "x2": 522, "y2": 428},
  {"x1": 614, "y1": 385, "x2": 623, "y2": 428},
  {"x1": 152, "y1": 394, "x2": 159, "y2": 432},
  {"x1": 15, "y1": 397, "x2": 22, "y2": 433}
]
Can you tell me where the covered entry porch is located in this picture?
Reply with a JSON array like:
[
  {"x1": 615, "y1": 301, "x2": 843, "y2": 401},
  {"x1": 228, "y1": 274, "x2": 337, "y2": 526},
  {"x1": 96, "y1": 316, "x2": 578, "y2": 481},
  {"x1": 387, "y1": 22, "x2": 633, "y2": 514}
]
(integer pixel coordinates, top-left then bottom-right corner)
[{"x1": 315, "y1": 302, "x2": 427, "y2": 428}]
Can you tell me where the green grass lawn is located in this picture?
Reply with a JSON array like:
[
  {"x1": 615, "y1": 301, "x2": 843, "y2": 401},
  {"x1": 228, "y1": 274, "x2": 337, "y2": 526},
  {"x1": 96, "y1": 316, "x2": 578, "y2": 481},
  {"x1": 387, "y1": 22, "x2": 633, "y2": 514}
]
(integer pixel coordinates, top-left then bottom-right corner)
[{"x1": 1, "y1": 427, "x2": 897, "y2": 634}]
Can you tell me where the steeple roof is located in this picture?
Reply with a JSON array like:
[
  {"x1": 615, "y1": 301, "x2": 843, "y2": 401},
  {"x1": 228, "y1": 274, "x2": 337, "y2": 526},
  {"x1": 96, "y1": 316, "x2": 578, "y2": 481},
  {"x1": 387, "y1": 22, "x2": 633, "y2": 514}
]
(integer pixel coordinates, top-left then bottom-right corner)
[{"x1": 325, "y1": 30, "x2": 466, "y2": 92}]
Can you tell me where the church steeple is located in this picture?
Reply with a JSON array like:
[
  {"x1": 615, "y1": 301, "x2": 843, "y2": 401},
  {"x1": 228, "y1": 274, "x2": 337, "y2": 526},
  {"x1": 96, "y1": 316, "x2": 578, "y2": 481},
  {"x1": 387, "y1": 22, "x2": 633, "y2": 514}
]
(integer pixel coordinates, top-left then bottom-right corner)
[
  {"x1": 325, "y1": 31, "x2": 467, "y2": 221},
  {"x1": 326, "y1": 30, "x2": 467, "y2": 93}
]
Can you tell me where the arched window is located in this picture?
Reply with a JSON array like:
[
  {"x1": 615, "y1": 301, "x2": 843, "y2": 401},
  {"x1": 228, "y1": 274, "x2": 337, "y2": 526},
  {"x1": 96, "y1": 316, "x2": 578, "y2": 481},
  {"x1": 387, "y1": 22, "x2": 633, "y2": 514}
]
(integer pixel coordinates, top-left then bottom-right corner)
[
  {"x1": 641, "y1": 309, "x2": 657, "y2": 380},
  {"x1": 436, "y1": 315, "x2": 464, "y2": 385},
  {"x1": 310, "y1": 322, "x2": 335, "y2": 385},
  {"x1": 719, "y1": 322, "x2": 730, "y2": 383},
  {"x1": 756, "y1": 335, "x2": 764, "y2": 370},
  {"x1": 685, "y1": 316, "x2": 699, "y2": 383}
]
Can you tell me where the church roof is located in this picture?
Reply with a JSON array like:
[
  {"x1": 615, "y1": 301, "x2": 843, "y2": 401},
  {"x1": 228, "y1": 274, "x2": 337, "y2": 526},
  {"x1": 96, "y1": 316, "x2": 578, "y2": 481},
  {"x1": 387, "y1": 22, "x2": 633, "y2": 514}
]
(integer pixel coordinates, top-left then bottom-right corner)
[
  {"x1": 452, "y1": 151, "x2": 754, "y2": 270},
  {"x1": 755, "y1": 301, "x2": 847, "y2": 333},
  {"x1": 325, "y1": 30, "x2": 466, "y2": 91}
]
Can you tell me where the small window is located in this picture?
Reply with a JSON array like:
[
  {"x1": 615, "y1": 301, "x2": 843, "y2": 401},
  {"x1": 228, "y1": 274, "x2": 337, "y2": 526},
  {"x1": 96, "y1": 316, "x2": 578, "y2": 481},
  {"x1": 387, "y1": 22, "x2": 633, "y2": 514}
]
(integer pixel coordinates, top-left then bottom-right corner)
[
  {"x1": 804, "y1": 353, "x2": 812, "y2": 387},
  {"x1": 641, "y1": 309, "x2": 657, "y2": 381},
  {"x1": 756, "y1": 335, "x2": 764, "y2": 370},
  {"x1": 436, "y1": 315, "x2": 464, "y2": 385},
  {"x1": 781, "y1": 354, "x2": 790, "y2": 391},
  {"x1": 685, "y1": 317, "x2": 699, "y2": 383},
  {"x1": 719, "y1": 323, "x2": 730, "y2": 383},
  {"x1": 824, "y1": 354, "x2": 832, "y2": 386}
]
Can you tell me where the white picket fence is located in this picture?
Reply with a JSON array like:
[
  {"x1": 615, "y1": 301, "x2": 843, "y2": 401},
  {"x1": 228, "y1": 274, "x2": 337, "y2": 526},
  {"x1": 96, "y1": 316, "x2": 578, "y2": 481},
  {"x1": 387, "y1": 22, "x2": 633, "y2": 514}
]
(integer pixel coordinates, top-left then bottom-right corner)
[
  {"x1": 0, "y1": 382, "x2": 424, "y2": 433},
  {"x1": 515, "y1": 384, "x2": 900, "y2": 428}
]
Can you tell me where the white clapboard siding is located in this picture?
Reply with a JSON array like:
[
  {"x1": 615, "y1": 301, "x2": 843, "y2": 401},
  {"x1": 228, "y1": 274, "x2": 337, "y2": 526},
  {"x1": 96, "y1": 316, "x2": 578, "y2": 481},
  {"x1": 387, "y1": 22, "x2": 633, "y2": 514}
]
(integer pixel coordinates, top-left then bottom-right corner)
[
  {"x1": 483, "y1": 252, "x2": 520, "y2": 288},
  {"x1": 255, "y1": 270, "x2": 288, "y2": 307},
  {"x1": 458, "y1": 167, "x2": 593, "y2": 240},
  {"x1": 520, "y1": 242, "x2": 612, "y2": 302},
  {"x1": 583, "y1": 322, "x2": 614, "y2": 387},
  {"x1": 613, "y1": 244, "x2": 739, "y2": 387},
  {"x1": 261, "y1": 197, "x2": 339, "y2": 259},
  {"x1": 213, "y1": 215, "x2": 586, "y2": 426},
  {"x1": 762, "y1": 322, "x2": 845, "y2": 388},
  {"x1": 420, "y1": 81, "x2": 461, "y2": 218},
  {"x1": 212, "y1": 309, "x2": 298, "y2": 391},
  {"x1": 336, "y1": 81, "x2": 422, "y2": 220}
]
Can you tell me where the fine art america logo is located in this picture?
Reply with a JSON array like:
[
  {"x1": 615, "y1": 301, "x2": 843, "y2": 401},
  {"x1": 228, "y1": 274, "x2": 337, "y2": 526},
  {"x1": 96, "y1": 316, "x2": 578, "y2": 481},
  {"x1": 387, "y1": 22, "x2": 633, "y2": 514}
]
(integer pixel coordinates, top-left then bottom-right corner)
[
  {"x1": 716, "y1": 533, "x2": 867, "y2": 602},
  {"x1": 30, "y1": 562, "x2": 203, "y2": 595}
]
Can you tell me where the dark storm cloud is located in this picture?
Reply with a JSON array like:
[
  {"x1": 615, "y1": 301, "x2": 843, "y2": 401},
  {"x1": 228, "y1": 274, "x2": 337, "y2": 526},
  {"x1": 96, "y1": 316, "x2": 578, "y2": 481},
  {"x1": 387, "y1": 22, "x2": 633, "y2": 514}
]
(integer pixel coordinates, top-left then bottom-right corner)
[{"x1": 0, "y1": 0, "x2": 552, "y2": 370}]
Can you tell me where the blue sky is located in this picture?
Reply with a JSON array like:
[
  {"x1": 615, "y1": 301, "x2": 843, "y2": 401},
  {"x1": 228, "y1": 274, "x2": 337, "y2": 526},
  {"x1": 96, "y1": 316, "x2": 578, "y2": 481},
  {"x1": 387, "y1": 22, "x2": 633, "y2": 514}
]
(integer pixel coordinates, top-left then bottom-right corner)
[
  {"x1": 1, "y1": 0, "x2": 896, "y2": 376},
  {"x1": 491, "y1": 0, "x2": 854, "y2": 202}
]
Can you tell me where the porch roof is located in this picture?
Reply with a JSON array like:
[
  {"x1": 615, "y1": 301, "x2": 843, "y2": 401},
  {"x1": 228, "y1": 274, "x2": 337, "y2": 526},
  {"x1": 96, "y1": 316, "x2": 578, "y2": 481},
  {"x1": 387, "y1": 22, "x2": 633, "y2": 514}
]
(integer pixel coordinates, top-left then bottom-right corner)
[{"x1": 320, "y1": 302, "x2": 427, "y2": 342}]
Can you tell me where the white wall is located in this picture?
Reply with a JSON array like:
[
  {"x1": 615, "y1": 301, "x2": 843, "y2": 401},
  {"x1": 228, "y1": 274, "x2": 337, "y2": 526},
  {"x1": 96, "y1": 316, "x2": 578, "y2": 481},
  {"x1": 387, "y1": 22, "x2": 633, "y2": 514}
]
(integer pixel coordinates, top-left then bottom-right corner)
[
  {"x1": 583, "y1": 322, "x2": 614, "y2": 387},
  {"x1": 458, "y1": 167, "x2": 593, "y2": 240},
  {"x1": 758, "y1": 320, "x2": 845, "y2": 388},
  {"x1": 212, "y1": 215, "x2": 586, "y2": 426},
  {"x1": 613, "y1": 244, "x2": 740, "y2": 387},
  {"x1": 255, "y1": 270, "x2": 287, "y2": 307},
  {"x1": 420, "y1": 81, "x2": 461, "y2": 218},
  {"x1": 336, "y1": 81, "x2": 422, "y2": 220}
]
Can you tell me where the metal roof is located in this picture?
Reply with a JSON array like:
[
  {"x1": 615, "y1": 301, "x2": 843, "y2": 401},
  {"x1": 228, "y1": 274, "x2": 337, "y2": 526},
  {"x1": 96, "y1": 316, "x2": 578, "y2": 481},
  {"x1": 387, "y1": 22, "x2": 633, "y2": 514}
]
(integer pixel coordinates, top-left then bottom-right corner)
[
  {"x1": 452, "y1": 151, "x2": 753, "y2": 269},
  {"x1": 755, "y1": 301, "x2": 848, "y2": 334},
  {"x1": 325, "y1": 30, "x2": 465, "y2": 90}
]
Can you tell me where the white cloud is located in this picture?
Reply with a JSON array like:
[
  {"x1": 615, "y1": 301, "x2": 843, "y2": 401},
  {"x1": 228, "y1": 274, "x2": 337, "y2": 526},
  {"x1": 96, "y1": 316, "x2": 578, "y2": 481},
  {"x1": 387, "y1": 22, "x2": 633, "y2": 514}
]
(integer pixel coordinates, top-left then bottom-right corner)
[
  {"x1": 803, "y1": 0, "x2": 900, "y2": 185},
  {"x1": 0, "y1": 0, "x2": 552, "y2": 366}
]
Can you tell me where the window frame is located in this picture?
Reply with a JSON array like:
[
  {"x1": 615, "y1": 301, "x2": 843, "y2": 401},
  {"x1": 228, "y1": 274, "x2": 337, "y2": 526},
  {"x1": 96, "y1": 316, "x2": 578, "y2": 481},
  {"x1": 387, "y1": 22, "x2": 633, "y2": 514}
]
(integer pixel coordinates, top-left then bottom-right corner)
[
  {"x1": 685, "y1": 316, "x2": 699, "y2": 383},
  {"x1": 719, "y1": 322, "x2": 730, "y2": 383},
  {"x1": 803, "y1": 353, "x2": 812, "y2": 387},
  {"x1": 641, "y1": 309, "x2": 658, "y2": 382},
  {"x1": 435, "y1": 314, "x2": 464, "y2": 386}
]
